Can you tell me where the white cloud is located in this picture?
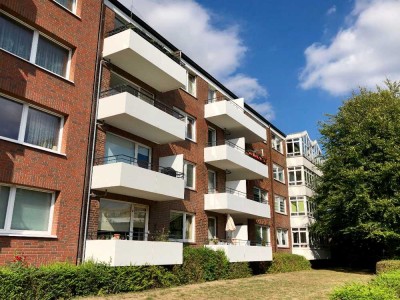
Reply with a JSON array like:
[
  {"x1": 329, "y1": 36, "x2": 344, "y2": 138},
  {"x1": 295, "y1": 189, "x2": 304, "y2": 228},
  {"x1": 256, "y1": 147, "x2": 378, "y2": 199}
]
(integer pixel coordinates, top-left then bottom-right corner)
[
  {"x1": 300, "y1": 0, "x2": 400, "y2": 95},
  {"x1": 118, "y1": 0, "x2": 274, "y2": 119},
  {"x1": 326, "y1": 5, "x2": 337, "y2": 15}
]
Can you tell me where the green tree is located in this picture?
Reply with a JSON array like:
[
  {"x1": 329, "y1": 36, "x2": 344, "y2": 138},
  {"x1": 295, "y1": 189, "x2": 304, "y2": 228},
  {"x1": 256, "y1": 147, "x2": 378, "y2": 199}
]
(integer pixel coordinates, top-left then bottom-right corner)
[{"x1": 312, "y1": 81, "x2": 400, "y2": 265}]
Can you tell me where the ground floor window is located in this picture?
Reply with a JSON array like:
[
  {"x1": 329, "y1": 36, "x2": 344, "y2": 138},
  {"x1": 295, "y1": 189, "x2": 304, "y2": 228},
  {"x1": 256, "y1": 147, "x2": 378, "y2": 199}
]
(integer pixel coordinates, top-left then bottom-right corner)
[
  {"x1": 169, "y1": 211, "x2": 194, "y2": 242},
  {"x1": 276, "y1": 228, "x2": 289, "y2": 247},
  {"x1": 0, "y1": 185, "x2": 54, "y2": 235},
  {"x1": 208, "y1": 217, "x2": 216, "y2": 239},
  {"x1": 97, "y1": 199, "x2": 148, "y2": 240},
  {"x1": 255, "y1": 225, "x2": 270, "y2": 246},
  {"x1": 292, "y1": 227, "x2": 308, "y2": 247}
]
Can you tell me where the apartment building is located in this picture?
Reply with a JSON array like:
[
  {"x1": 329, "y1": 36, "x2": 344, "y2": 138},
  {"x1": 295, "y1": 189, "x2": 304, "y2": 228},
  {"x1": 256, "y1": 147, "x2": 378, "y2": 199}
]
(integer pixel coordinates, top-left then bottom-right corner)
[
  {"x1": 286, "y1": 131, "x2": 330, "y2": 260},
  {"x1": 0, "y1": 0, "x2": 101, "y2": 265},
  {"x1": 83, "y1": 0, "x2": 291, "y2": 266},
  {"x1": 0, "y1": 0, "x2": 292, "y2": 267}
]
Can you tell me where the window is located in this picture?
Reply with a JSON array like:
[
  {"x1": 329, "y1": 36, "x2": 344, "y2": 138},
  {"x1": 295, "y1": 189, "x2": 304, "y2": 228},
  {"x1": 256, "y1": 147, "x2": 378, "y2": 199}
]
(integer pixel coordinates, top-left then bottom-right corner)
[
  {"x1": 288, "y1": 166, "x2": 303, "y2": 185},
  {"x1": 184, "y1": 161, "x2": 196, "y2": 189},
  {"x1": 169, "y1": 211, "x2": 194, "y2": 242},
  {"x1": 276, "y1": 228, "x2": 288, "y2": 247},
  {"x1": 290, "y1": 196, "x2": 306, "y2": 216},
  {"x1": 54, "y1": 0, "x2": 77, "y2": 13},
  {"x1": 207, "y1": 127, "x2": 216, "y2": 146},
  {"x1": 256, "y1": 225, "x2": 270, "y2": 246},
  {"x1": 110, "y1": 72, "x2": 154, "y2": 104},
  {"x1": 0, "y1": 185, "x2": 54, "y2": 236},
  {"x1": 253, "y1": 187, "x2": 268, "y2": 204},
  {"x1": 114, "y1": 16, "x2": 128, "y2": 29},
  {"x1": 0, "y1": 96, "x2": 63, "y2": 152},
  {"x1": 187, "y1": 73, "x2": 196, "y2": 96},
  {"x1": 0, "y1": 13, "x2": 71, "y2": 77},
  {"x1": 208, "y1": 170, "x2": 216, "y2": 193},
  {"x1": 274, "y1": 195, "x2": 286, "y2": 214},
  {"x1": 273, "y1": 164, "x2": 285, "y2": 183},
  {"x1": 208, "y1": 217, "x2": 216, "y2": 239},
  {"x1": 97, "y1": 199, "x2": 148, "y2": 240},
  {"x1": 292, "y1": 228, "x2": 308, "y2": 248},
  {"x1": 304, "y1": 167, "x2": 317, "y2": 188},
  {"x1": 105, "y1": 133, "x2": 151, "y2": 168},
  {"x1": 174, "y1": 108, "x2": 196, "y2": 141},
  {"x1": 271, "y1": 133, "x2": 283, "y2": 153},
  {"x1": 286, "y1": 138, "x2": 301, "y2": 156},
  {"x1": 207, "y1": 86, "x2": 216, "y2": 103}
]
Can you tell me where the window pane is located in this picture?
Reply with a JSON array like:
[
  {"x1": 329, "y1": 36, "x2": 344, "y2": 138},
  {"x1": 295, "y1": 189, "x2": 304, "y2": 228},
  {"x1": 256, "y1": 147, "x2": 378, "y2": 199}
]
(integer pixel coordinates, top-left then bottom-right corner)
[
  {"x1": 185, "y1": 215, "x2": 193, "y2": 240},
  {"x1": 185, "y1": 163, "x2": 194, "y2": 188},
  {"x1": 98, "y1": 199, "x2": 131, "y2": 237},
  {"x1": 105, "y1": 134, "x2": 135, "y2": 163},
  {"x1": 208, "y1": 218, "x2": 216, "y2": 239},
  {"x1": 298, "y1": 201, "x2": 305, "y2": 213},
  {"x1": 208, "y1": 171, "x2": 216, "y2": 192},
  {"x1": 24, "y1": 107, "x2": 60, "y2": 150},
  {"x1": 36, "y1": 36, "x2": 68, "y2": 76},
  {"x1": 0, "y1": 97, "x2": 23, "y2": 140},
  {"x1": 255, "y1": 226, "x2": 262, "y2": 243},
  {"x1": 186, "y1": 117, "x2": 195, "y2": 140},
  {"x1": 11, "y1": 189, "x2": 52, "y2": 231},
  {"x1": 0, "y1": 186, "x2": 10, "y2": 229},
  {"x1": 133, "y1": 207, "x2": 147, "y2": 241},
  {"x1": 169, "y1": 212, "x2": 183, "y2": 239},
  {"x1": 54, "y1": 0, "x2": 74, "y2": 10},
  {"x1": 137, "y1": 145, "x2": 150, "y2": 169},
  {"x1": 291, "y1": 201, "x2": 298, "y2": 213},
  {"x1": 0, "y1": 15, "x2": 33, "y2": 60}
]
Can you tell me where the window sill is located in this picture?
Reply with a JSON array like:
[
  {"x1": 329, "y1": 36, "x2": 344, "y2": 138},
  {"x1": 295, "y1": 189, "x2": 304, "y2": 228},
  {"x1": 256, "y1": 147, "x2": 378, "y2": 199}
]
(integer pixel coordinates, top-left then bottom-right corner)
[
  {"x1": 274, "y1": 211, "x2": 288, "y2": 216},
  {"x1": 51, "y1": 1, "x2": 81, "y2": 20},
  {"x1": 0, "y1": 233, "x2": 57, "y2": 239},
  {"x1": 0, "y1": 136, "x2": 66, "y2": 157},
  {"x1": 185, "y1": 187, "x2": 196, "y2": 192},
  {"x1": 277, "y1": 245, "x2": 290, "y2": 249},
  {"x1": 0, "y1": 49, "x2": 75, "y2": 85}
]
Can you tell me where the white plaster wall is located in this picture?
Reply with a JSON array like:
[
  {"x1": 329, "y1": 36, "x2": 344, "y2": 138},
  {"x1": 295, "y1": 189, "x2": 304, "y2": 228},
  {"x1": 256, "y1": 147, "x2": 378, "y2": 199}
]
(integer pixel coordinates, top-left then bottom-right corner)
[{"x1": 206, "y1": 245, "x2": 273, "y2": 262}]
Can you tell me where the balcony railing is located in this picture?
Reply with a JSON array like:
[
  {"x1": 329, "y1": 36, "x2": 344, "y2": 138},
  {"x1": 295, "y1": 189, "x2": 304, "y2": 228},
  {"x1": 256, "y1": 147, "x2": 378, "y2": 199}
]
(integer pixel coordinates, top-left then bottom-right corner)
[
  {"x1": 207, "y1": 238, "x2": 271, "y2": 247},
  {"x1": 94, "y1": 155, "x2": 184, "y2": 178},
  {"x1": 205, "y1": 140, "x2": 267, "y2": 164},
  {"x1": 100, "y1": 84, "x2": 184, "y2": 121},
  {"x1": 207, "y1": 187, "x2": 268, "y2": 204},
  {"x1": 106, "y1": 24, "x2": 183, "y2": 66}
]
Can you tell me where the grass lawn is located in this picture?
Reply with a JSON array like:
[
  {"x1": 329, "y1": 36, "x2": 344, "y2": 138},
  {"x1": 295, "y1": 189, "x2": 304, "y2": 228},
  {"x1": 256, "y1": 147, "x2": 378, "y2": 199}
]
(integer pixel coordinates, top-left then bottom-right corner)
[{"x1": 82, "y1": 269, "x2": 373, "y2": 300}]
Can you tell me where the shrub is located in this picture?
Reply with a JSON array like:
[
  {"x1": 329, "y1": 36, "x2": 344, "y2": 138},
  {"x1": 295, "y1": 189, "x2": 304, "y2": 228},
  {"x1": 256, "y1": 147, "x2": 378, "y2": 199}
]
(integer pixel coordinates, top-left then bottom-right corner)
[
  {"x1": 371, "y1": 270, "x2": 400, "y2": 297},
  {"x1": 266, "y1": 253, "x2": 311, "y2": 274},
  {"x1": 376, "y1": 260, "x2": 400, "y2": 274},
  {"x1": 173, "y1": 247, "x2": 229, "y2": 284},
  {"x1": 225, "y1": 262, "x2": 252, "y2": 279},
  {"x1": 330, "y1": 283, "x2": 397, "y2": 300}
]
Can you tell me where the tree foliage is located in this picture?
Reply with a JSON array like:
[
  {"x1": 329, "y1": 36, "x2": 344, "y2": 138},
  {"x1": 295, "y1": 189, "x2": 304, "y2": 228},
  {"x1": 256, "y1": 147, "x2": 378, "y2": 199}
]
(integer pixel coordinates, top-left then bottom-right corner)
[{"x1": 313, "y1": 80, "x2": 400, "y2": 264}]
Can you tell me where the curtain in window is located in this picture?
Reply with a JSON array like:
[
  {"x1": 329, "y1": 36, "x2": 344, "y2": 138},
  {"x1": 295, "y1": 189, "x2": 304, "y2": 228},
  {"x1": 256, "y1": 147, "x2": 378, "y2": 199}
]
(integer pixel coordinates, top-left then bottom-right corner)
[
  {"x1": 185, "y1": 215, "x2": 193, "y2": 240},
  {"x1": 98, "y1": 199, "x2": 131, "y2": 234},
  {"x1": 36, "y1": 36, "x2": 68, "y2": 76},
  {"x1": 55, "y1": 0, "x2": 74, "y2": 10},
  {"x1": 0, "y1": 97, "x2": 23, "y2": 140},
  {"x1": 0, "y1": 186, "x2": 10, "y2": 229},
  {"x1": 0, "y1": 15, "x2": 33, "y2": 60},
  {"x1": 11, "y1": 189, "x2": 52, "y2": 231},
  {"x1": 24, "y1": 108, "x2": 60, "y2": 150},
  {"x1": 105, "y1": 133, "x2": 135, "y2": 163}
]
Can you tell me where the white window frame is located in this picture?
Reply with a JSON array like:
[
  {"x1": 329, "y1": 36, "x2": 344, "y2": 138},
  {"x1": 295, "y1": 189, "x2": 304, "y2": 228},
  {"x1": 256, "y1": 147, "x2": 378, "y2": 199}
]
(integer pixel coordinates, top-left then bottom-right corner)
[
  {"x1": 253, "y1": 187, "x2": 268, "y2": 204},
  {"x1": 273, "y1": 164, "x2": 285, "y2": 183},
  {"x1": 105, "y1": 132, "x2": 152, "y2": 167},
  {"x1": 0, "y1": 184, "x2": 55, "y2": 237},
  {"x1": 288, "y1": 166, "x2": 303, "y2": 185},
  {"x1": 0, "y1": 94, "x2": 64, "y2": 154},
  {"x1": 207, "y1": 127, "x2": 217, "y2": 146},
  {"x1": 98, "y1": 198, "x2": 149, "y2": 241},
  {"x1": 0, "y1": 11, "x2": 72, "y2": 79},
  {"x1": 207, "y1": 86, "x2": 216, "y2": 103},
  {"x1": 208, "y1": 216, "x2": 217, "y2": 239},
  {"x1": 271, "y1": 133, "x2": 283, "y2": 153},
  {"x1": 174, "y1": 108, "x2": 196, "y2": 142},
  {"x1": 274, "y1": 194, "x2": 287, "y2": 214},
  {"x1": 255, "y1": 225, "x2": 270, "y2": 246},
  {"x1": 169, "y1": 210, "x2": 195, "y2": 243},
  {"x1": 292, "y1": 227, "x2": 308, "y2": 248},
  {"x1": 276, "y1": 228, "x2": 289, "y2": 248},
  {"x1": 187, "y1": 72, "x2": 197, "y2": 97},
  {"x1": 207, "y1": 170, "x2": 216, "y2": 193},
  {"x1": 184, "y1": 160, "x2": 196, "y2": 190},
  {"x1": 53, "y1": 0, "x2": 77, "y2": 14}
]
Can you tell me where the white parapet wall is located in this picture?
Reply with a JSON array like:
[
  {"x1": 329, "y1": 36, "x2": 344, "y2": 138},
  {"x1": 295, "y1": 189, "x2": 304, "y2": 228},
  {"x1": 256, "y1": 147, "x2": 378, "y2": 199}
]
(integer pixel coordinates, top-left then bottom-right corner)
[
  {"x1": 292, "y1": 248, "x2": 331, "y2": 260},
  {"x1": 206, "y1": 245, "x2": 273, "y2": 262},
  {"x1": 85, "y1": 240, "x2": 183, "y2": 266}
]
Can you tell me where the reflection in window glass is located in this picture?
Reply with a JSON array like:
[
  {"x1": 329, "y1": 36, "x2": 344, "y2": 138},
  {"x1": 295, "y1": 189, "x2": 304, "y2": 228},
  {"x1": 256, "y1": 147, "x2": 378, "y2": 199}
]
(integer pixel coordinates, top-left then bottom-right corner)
[{"x1": 0, "y1": 97, "x2": 23, "y2": 140}]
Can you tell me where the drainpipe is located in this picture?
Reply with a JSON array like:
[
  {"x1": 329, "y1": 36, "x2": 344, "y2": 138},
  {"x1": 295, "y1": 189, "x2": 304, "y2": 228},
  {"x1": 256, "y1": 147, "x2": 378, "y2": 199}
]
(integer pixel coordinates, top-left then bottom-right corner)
[{"x1": 76, "y1": 1, "x2": 105, "y2": 264}]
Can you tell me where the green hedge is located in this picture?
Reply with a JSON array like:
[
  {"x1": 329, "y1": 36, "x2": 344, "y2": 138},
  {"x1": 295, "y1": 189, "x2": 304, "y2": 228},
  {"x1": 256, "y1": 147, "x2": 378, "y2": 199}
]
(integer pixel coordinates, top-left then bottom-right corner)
[
  {"x1": 331, "y1": 270, "x2": 400, "y2": 300},
  {"x1": 376, "y1": 260, "x2": 400, "y2": 274},
  {"x1": 266, "y1": 253, "x2": 311, "y2": 274}
]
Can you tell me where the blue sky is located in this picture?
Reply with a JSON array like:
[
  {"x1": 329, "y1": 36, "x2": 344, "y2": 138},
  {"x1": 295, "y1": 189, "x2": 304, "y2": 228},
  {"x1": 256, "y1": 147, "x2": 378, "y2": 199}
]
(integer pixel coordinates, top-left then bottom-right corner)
[{"x1": 121, "y1": 0, "x2": 400, "y2": 141}]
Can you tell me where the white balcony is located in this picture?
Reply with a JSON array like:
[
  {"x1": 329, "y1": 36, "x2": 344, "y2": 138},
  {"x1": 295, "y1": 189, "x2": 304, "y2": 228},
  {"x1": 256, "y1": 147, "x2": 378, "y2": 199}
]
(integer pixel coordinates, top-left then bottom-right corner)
[
  {"x1": 292, "y1": 248, "x2": 331, "y2": 260},
  {"x1": 204, "y1": 192, "x2": 270, "y2": 219},
  {"x1": 204, "y1": 140, "x2": 268, "y2": 181},
  {"x1": 91, "y1": 161, "x2": 184, "y2": 201},
  {"x1": 98, "y1": 90, "x2": 185, "y2": 144},
  {"x1": 206, "y1": 244, "x2": 272, "y2": 262},
  {"x1": 205, "y1": 98, "x2": 265, "y2": 143},
  {"x1": 85, "y1": 240, "x2": 183, "y2": 266},
  {"x1": 103, "y1": 28, "x2": 186, "y2": 92}
]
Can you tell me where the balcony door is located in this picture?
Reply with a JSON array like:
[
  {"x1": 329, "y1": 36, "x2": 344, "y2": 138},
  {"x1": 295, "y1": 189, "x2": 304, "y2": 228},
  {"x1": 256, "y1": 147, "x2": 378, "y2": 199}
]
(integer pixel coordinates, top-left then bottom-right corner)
[
  {"x1": 98, "y1": 199, "x2": 149, "y2": 241},
  {"x1": 208, "y1": 170, "x2": 216, "y2": 193},
  {"x1": 110, "y1": 72, "x2": 154, "y2": 104}
]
